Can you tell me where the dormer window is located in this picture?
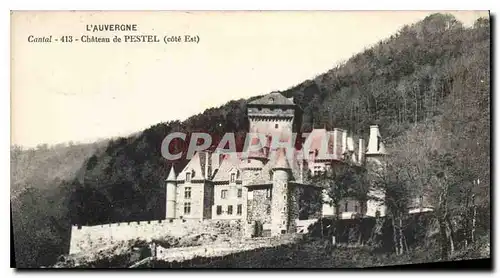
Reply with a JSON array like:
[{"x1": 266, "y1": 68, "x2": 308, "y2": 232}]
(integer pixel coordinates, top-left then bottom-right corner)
[
  {"x1": 268, "y1": 97, "x2": 274, "y2": 104},
  {"x1": 186, "y1": 172, "x2": 191, "y2": 182},
  {"x1": 230, "y1": 172, "x2": 236, "y2": 183}
]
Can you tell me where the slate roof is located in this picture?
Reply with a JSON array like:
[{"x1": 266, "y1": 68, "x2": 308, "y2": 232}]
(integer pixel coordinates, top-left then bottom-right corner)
[
  {"x1": 246, "y1": 161, "x2": 273, "y2": 186},
  {"x1": 246, "y1": 149, "x2": 306, "y2": 186},
  {"x1": 304, "y1": 129, "x2": 331, "y2": 154},
  {"x1": 212, "y1": 153, "x2": 243, "y2": 182},
  {"x1": 166, "y1": 166, "x2": 177, "y2": 181},
  {"x1": 272, "y1": 148, "x2": 291, "y2": 169},
  {"x1": 176, "y1": 152, "x2": 206, "y2": 181},
  {"x1": 248, "y1": 92, "x2": 295, "y2": 106}
]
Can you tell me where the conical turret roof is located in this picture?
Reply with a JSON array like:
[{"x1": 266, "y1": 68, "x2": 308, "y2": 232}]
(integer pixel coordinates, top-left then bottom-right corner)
[
  {"x1": 166, "y1": 166, "x2": 177, "y2": 181},
  {"x1": 272, "y1": 148, "x2": 291, "y2": 169},
  {"x1": 246, "y1": 136, "x2": 268, "y2": 159}
]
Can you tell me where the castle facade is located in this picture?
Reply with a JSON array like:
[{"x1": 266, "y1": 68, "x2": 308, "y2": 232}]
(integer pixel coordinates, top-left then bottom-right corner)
[{"x1": 166, "y1": 93, "x2": 388, "y2": 237}]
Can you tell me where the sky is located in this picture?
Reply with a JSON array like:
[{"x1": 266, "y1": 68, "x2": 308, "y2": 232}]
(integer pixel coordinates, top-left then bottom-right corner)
[{"x1": 11, "y1": 11, "x2": 488, "y2": 148}]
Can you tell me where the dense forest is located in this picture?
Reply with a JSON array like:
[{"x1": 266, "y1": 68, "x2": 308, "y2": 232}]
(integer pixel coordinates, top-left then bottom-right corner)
[{"x1": 11, "y1": 13, "x2": 490, "y2": 267}]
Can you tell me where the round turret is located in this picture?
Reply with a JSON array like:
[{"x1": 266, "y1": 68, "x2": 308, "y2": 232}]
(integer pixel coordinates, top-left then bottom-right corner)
[{"x1": 165, "y1": 167, "x2": 177, "y2": 219}]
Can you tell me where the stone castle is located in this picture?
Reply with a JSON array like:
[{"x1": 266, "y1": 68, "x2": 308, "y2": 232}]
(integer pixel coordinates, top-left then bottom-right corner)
[
  {"x1": 70, "y1": 92, "x2": 404, "y2": 254},
  {"x1": 165, "y1": 93, "x2": 388, "y2": 237}
]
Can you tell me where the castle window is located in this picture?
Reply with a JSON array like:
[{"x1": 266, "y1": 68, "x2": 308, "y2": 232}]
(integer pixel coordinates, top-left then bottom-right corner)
[
  {"x1": 237, "y1": 189, "x2": 242, "y2": 198},
  {"x1": 221, "y1": 189, "x2": 228, "y2": 199},
  {"x1": 184, "y1": 187, "x2": 191, "y2": 199},
  {"x1": 186, "y1": 172, "x2": 191, "y2": 182},
  {"x1": 237, "y1": 204, "x2": 242, "y2": 215},
  {"x1": 266, "y1": 188, "x2": 272, "y2": 199},
  {"x1": 266, "y1": 206, "x2": 271, "y2": 214},
  {"x1": 375, "y1": 210, "x2": 381, "y2": 218},
  {"x1": 184, "y1": 202, "x2": 191, "y2": 215},
  {"x1": 354, "y1": 204, "x2": 358, "y2": 213},
  {"x1": 275, "y1": 124, "x2": 279, "y2": 129},
  {"x1": 228, "y1": 205, "x2": 233, "y2": 215},
  {"x1": 230, "y1": 173, "x2": 236, "y2": 183},
  {"x1": 216, "y1": 205, "x2": 222, "y2": 215},
  {"x1": 344, "y1": 202, "x2": 348, "y2": 212}
]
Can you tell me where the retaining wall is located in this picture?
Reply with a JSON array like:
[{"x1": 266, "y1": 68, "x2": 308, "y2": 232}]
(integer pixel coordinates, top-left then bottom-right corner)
[{"x1": 69, "y1": 219, "x2": 241, "y2": 255}]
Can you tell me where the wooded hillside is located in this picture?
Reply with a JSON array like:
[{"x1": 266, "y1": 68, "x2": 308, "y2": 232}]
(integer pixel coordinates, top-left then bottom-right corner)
[{"x1": 11, "y1": 13, "x2": 490, "y2": 267}]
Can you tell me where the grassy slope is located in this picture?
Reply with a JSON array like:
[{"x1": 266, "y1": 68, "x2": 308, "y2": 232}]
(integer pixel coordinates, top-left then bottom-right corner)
[{"x1": 152, "y1": 235, "x2": 490, "y2": 268}]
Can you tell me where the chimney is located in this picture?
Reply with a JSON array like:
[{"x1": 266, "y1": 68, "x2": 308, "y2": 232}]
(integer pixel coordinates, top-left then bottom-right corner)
[
  {"x1": 349, "y1": 136, "x2": 357, "y2": 164},
  {"x1": 367, "y1": 125, "x2": 387, "y2": 155},
  {"x1": 212, "y1": 151, "x2": 221, "y2": 170},
  {"x1": 367, "y1": 125, "x2": 379, "y2": 154},
  {"x1": 358, "y1": 138, "x2": 365, "y2": 163},
  {"x1": 347, "y1": 136, "x2": 354, "y2": 152},
  {"x1": 342, "y1": 130, "x2": 348, "y2": 155},
  {"x1": 205, "y1": 151, "x2": 212, "y2": 180},
  {"x1": 332, "y1": 128, "x2": 343, "y2": 160}
]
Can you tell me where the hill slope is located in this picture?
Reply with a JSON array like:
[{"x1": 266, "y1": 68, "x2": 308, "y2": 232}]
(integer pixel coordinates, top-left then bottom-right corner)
[{"x1": 72, "y1": 13, "x2": 490, "y2": 225}]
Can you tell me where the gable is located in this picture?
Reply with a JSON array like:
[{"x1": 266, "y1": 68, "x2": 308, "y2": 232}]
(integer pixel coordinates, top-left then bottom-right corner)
[{"x1": 177, "y1": 152, "x2": 205, "y2": 181}]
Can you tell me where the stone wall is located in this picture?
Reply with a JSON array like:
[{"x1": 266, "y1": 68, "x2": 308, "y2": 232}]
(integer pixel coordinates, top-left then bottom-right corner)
[
  {"x1": 69, "y1": 219, "x2": 241, "y2": 255},
  {"x1": 247, "y1": 186, "x2": 272, "y2": 225},
  {"x1": 288, "y1": 184, "x2": 300, "y2": 233},
  {"x1": 271, "y1": 170, "x2": 289, "y2": 236}
]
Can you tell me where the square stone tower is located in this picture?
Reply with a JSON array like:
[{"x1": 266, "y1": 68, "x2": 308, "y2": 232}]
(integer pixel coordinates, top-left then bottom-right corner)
[
  {"x1": 243, "y1": 93, "x2": 303, "y2": 237},
  {"x1": 246, "y1": 92, "x2": 301, "y2": 141}
]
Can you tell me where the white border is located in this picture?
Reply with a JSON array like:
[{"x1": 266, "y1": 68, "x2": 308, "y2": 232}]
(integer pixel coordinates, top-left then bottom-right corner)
[{"x1": 3, "y1": 0, "x2": 497, "y2": 277}]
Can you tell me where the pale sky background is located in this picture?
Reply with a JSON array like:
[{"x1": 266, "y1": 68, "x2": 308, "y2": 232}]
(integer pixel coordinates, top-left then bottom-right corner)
[{"x1": 11, "y1": 11, "x2": 488, "y2": 148}]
